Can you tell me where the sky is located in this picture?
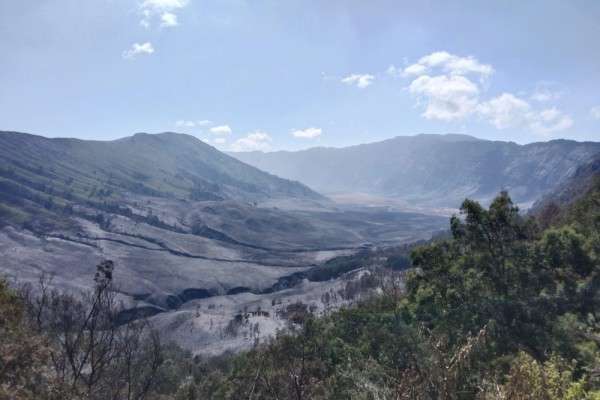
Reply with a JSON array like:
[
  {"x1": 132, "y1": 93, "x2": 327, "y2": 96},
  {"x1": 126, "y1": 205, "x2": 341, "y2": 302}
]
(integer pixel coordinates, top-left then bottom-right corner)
[{"x1": 1, "y1": 0, "x2": 600, "y2": 151}]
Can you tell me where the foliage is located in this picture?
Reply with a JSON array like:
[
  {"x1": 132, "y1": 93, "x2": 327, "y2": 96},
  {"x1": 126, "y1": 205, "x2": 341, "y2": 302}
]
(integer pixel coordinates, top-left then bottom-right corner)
[
  {"x1": 174, "y1": 188, "x2": 600, "y2": 399},
  {"x1": 0, "y1": 278, "x2": 59, "y2": 399},
  {"x1": 2, "y1": 184, "x2": 600, "y2": 398},
  {"x1": 1, "y1": 262, "x2": 165, "y2": 400}
]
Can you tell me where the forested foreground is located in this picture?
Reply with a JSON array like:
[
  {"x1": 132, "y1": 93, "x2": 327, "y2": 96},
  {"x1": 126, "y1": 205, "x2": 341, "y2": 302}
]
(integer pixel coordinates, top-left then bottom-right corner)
[{"x1": 2, "y1": 182, "x2": 600, "y2": 399}]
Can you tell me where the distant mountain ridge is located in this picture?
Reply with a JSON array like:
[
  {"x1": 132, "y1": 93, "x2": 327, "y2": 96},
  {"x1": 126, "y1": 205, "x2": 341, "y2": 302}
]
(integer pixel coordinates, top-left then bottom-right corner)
[
  {"x1": 0, "y1": 131, "x2": 323, "y2": 220},
  {"x1": 231, "y1": 134, "x2": 600, "y2": 207}
]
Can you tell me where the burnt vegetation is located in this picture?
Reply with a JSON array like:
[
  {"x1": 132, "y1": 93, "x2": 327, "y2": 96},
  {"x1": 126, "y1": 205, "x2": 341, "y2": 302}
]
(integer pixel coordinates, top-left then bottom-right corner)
[{"x1": 2, "y1": 175, "x2": 600, "y2": 399}]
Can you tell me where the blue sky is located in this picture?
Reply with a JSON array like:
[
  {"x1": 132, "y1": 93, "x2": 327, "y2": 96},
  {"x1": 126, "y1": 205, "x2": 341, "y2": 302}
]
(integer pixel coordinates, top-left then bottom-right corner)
[{"x1": 1, "y1": 0, "x2": 600, "y2": 151}]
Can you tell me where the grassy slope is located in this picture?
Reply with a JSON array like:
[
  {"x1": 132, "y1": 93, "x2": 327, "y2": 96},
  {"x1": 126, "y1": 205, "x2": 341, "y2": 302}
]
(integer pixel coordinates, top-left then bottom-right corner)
[{"x1": 0, "y1": 131, "x2": 323, "y2": 227}]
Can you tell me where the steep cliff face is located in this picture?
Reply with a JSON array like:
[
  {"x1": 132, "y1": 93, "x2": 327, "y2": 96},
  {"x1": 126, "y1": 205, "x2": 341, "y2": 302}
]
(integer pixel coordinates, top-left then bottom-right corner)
[{"x1": 531, "y1": 152, "x2": 600, "y2": 211}]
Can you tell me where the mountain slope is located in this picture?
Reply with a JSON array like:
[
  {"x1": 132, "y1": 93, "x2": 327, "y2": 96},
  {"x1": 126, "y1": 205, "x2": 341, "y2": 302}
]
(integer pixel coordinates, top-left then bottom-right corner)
[
  {"x1": 0, "y1": 130, "x2": 446, "y2": 336},
  {"x1": 532, "y1": 152, "x2": 600, "y2": 210},
  {"x1": 231, "y1": 134, "x2": 600, "y2": 208},
  {"x1": 0, "y1": 131, "x2": 326, "y2": 228},
  {"x1": 0, "y1": 131, "x2": 322, "y2": 203},
  {"x1": 530, "y1": 152, "x2": 600, "y2": 229}
]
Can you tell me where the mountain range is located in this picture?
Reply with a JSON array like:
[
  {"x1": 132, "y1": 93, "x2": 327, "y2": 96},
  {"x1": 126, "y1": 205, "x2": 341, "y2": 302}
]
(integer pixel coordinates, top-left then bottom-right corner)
[
  {"x1": 231, "y1": 134, "x2": 600, "y2": 208},
  {"x1": 2, "y1": 130, "x2": 599, "y2": 355}
]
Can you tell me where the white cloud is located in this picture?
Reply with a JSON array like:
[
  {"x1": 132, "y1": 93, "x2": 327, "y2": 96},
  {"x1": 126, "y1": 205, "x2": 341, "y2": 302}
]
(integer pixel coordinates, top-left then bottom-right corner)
[
  {"x1": 213, "y1": 137, "x2": 227, "y2": 145},
  {"x1": 230, "y1": 131, "x2": 272, "y2": 152},
  {"x1": 122, "y1": 42, "x2": 154, "y2": 59},
  {"x1": 590, "y1": 106, "x2": 600, "y2": 120},
  {"x1": 409, "y1": 74, "x2": 480, "y2": 121},
  {"x1": 197, "y1": 119, "x2": 212, "y2": 126},
  {"x1": 404, "y1": 51, "x2": 494, "y2": 78},
  {"x1": 139, "y1": 0, "x2": 188, "y2": 28},
  {"x1": 210, "y1": 125, "x2": 232, "y2": 135},
  {"x1": 403, "y1": 63, "x2": 427, "y2": 77},
  {"x1": 160, "y1": 12, "x2": 178, "y2": 27},
  {"x1": 416, "y1": 51, "x2": 453, "y2": 67},
  {"x1": 402, "y1": 51, "x2": 573, "y2": 135},
  {"x1": 530, "y1": 108, "x2": 574, "y2": 135},
  {"x1": 477, "y1": 93, "x2": 532, "y2": 129},
  {"x1": 478, "y1": 94, "x2": 573, "y2": 135},
  {"x1": 341, "y1": 74, "x2": 375, "y2": 89},
  {"x1": 291, "y1": 127, "x2": 322, "y2": 139},
  {"x1": 403, "y1": 51, "x2": 492, "y2": 121},
  {"x1": 141, "y1": 0, "x2": 189, "y2": 11},
  {"x1": 444, "y1": 56, "x2": 494, "y2": 77}
]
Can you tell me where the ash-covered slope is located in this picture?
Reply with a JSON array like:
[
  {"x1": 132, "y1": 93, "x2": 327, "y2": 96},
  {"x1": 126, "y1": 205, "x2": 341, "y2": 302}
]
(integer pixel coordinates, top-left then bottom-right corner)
[
  {"x1": 0, "y1": 130, "x2": 446, "y2": 336},
  {"x1": 231, "y1": 134, "x2": 600, "y2": 208}
]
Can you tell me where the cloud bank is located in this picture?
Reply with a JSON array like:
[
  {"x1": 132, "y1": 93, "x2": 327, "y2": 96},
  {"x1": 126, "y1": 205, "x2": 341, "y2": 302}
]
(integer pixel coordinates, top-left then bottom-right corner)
[{"x1": 403, "y1": 51, "x2": 573, "y2": 135}]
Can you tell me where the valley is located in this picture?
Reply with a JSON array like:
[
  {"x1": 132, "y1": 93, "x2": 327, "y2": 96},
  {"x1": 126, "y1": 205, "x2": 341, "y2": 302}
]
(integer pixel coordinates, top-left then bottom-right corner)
[
  {"x1": 0, "y1": 130, "x2": 597, "y2": 356},
  {"x1": 0, "y1": 130, "x2": 446, "y2": 355},
  {"x1": 3, "y1": 4, "x2": 600, "y2": 397},
  {"x1": 1, "y1": 130, "x2": 599, "y2": 397}
]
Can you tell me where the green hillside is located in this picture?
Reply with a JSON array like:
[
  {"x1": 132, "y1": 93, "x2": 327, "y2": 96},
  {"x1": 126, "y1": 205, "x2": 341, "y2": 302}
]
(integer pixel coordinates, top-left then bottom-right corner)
[{"x1": 0, "y1": 131, "x2": 323, "y2": 229}]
